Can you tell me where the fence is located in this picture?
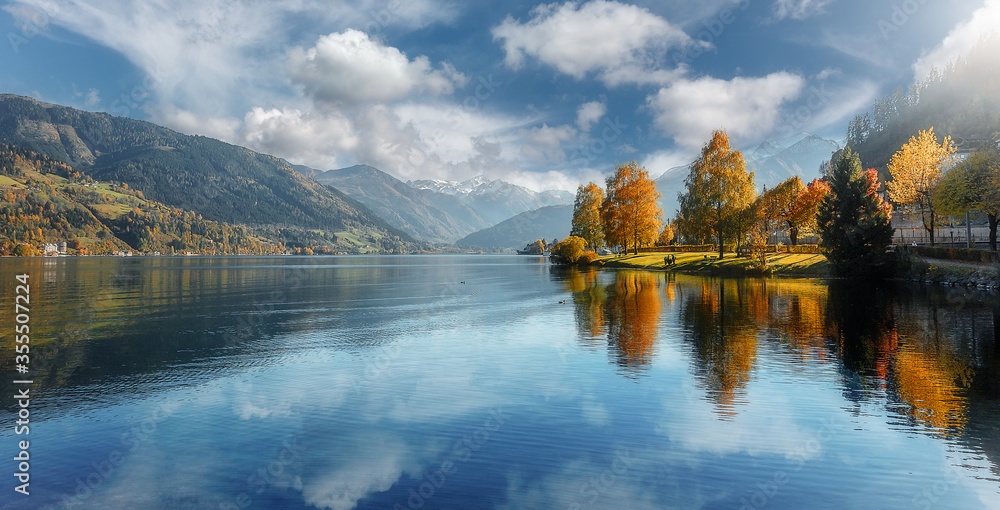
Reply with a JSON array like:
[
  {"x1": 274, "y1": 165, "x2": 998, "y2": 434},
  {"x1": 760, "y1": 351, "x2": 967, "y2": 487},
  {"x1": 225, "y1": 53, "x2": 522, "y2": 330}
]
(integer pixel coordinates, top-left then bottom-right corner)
[
  {"x1": 635, "y1": 244, "x2": 821, "y2": 255},
  {"x1": 893, "y1": 226, "x2": 993, "y2": 248}
]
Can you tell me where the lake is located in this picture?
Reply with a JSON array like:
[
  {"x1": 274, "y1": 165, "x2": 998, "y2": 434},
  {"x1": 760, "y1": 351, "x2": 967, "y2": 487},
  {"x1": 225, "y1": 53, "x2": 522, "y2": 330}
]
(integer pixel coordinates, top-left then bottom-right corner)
[{"x1": 1, "y1": 255, "x2": 999, "y2": 509}]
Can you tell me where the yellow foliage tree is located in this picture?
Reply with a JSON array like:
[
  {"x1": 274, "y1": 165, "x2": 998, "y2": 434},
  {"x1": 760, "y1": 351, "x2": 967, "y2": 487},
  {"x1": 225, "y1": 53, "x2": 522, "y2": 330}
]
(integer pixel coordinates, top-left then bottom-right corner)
[
  {"x1": 886, "y1": 127, "x2": 956, "y2": 245},
  {"x1": 657, "y1": 220, "x2": 675, "y2": 246},
  {"x1": 678, "y1": 130, "x2": 756, "y2": 259},
  {"x1": 601, "y1": 162, "x2": 662, "y2": 254},
  {"x1": 570, "y1": 182, "x2": 605, "y2": 250}
]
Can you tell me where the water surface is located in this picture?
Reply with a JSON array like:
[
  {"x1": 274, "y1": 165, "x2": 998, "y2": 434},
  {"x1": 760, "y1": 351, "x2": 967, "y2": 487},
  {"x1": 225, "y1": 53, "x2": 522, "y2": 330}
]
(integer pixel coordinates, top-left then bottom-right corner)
[{"x1": 1, "y1": 256, "x2": 998, "y2": 509}]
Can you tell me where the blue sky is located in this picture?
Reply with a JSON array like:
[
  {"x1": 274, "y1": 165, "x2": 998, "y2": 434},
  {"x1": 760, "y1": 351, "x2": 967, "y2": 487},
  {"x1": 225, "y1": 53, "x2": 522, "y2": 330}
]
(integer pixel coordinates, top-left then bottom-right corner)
[{"x1": 2, "y1": 0, "x2": 997, "y2": 191}]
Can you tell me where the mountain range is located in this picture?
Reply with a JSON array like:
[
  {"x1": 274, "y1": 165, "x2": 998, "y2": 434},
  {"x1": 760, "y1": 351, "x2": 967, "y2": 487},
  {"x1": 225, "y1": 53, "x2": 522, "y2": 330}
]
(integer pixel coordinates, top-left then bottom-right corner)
[
  {"x1": 311, "y1": 165, "x2": 491, "y2": 244},
  {"x1": 0, "y1": 94, "x2": 417, "y2": 253},
  {"x1": 407, "y1": 176, "x2": 573, "y2": 226}
]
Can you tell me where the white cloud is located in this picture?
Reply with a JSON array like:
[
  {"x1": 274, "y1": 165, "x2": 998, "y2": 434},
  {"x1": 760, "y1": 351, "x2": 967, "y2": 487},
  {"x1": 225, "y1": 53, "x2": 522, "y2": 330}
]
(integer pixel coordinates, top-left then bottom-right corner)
[
  {"x1": 158, "y1": 105, "x2": 242, "y2": 142},
  {"x1": 238, "y1": 107, "x2": 360, "y2": 170},
  {"x1": 504, "y1": 168, "x2": 605, "y2": 193},
  {"x1": 772, "y1": 0, "x2": 835, "y2": 20},
  {"x1": 640, "y1": 149, "x2": 695, "y2": 178},
  {"x1": 575, "y1": 101, "x2": 606, "y2": 131},
  {"x1": 519, "y1": 124, "x2": 577, "y2": 164},
  {"x1": 912, "y1": 0, "x2": 1000, "y2": 82},
  {"x1": 287, "y1": 29, "x2": 465, "y2": 105},
  {"x1": 491, "y1": 0, "x2": 691, "y2": 85},
  {"x1": 813, "y1": 67, "x2": 842, "y2": 80},
  {"x1": 4, "y1": 0, "x2": 459, "y2": 117},
  {"x1": 772, "y1": 79, "x2": 879, "y2": 140},
  {"x1": 816, "y1": 29, "x2": 894, "y2": 69},
  {"x1": 83, "y1": 88, "x2": 101, "y2": 107},
  {"x1": 646, "y1": 72, "x2": 805, "y2": 150}
]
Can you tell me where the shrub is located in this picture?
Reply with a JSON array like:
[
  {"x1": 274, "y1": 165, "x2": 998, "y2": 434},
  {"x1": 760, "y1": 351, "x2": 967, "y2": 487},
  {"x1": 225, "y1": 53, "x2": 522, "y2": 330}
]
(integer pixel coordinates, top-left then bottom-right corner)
[
  {"x1": 551, "y1": 236, "x2": 586, "y2": 264},
  {"x1": 577, "y1": 250, "x2": 600, "y2": 265}
]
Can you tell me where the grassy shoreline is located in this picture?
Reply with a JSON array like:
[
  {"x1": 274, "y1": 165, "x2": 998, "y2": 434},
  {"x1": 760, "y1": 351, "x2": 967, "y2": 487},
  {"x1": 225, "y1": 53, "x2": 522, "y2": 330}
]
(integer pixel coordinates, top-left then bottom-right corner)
[{"x1": 594, "y1": 251, "x2": 830, "y2": 276}]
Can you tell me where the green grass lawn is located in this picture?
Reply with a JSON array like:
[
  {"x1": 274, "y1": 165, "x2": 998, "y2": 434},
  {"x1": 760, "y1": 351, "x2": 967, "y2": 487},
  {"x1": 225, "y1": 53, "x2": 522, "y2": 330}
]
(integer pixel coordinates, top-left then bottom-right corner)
[
  {"x1": 89, "y1": 203, "x2": 132, "y2": 219},
  {"x1": 598, "y1": 250, "x2": 829, "y2": 276},
  {"x1": 0, "y1": 175, "x2": 20, "y2": 186}
]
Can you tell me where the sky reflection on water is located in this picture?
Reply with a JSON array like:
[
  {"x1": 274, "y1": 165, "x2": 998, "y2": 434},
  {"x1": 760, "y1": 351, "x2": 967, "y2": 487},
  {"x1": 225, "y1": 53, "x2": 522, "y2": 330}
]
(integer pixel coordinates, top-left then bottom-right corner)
[{"x1": 1, "y1": 256, "x2": 998, "y2": 509}]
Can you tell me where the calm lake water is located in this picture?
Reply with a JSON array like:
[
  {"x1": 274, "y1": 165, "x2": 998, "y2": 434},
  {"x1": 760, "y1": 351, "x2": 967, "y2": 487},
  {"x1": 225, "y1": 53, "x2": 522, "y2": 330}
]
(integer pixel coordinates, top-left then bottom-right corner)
[{"x1": 1, "y1": 255, "x2": 999, "y2": 510}]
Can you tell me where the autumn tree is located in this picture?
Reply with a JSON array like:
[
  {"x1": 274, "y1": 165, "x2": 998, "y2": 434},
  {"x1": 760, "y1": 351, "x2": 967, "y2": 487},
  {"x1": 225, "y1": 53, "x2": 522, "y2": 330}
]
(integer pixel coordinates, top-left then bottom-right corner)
[
  {"x1": 571, "y1": 182, "x2": 605, "y2": 250},
  {"x1": 678, "y1": 130, "x2": 756, "y2": 259},
  {"x1": 933, "y1": 148, "x2": 1000, "y2": 250},
  {"x1": 657, "y1": 220, "x2": 675, "y2": 246},
  {"x1": 601, "y1": 162, "x2": 662, "y2": 254},
  {"x1": 757, "y1": 177, "x2": 804, "y2": 243},
  {"x1": 886, "y1": 128, "x2": 956, "y2": 245},
  {"x1": 551, "y1": 235, "x2": 586, "y2": 264},
  {"x1": 817, "y1": 148, "x2": 895, "y2": 278},
  {"x1": 787, "y1": 179, "x2": 831, "y2": 245}
]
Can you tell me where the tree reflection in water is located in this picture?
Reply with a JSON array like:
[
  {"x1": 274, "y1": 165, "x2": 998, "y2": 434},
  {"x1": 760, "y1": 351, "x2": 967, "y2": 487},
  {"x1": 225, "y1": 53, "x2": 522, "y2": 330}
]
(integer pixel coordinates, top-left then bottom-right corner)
[
  {"x1": 557, "y1": 268, "x2": 999, "y2": 469},
  {"x1": 563, "y1": 268, "x2": 662, "y2": 375}
]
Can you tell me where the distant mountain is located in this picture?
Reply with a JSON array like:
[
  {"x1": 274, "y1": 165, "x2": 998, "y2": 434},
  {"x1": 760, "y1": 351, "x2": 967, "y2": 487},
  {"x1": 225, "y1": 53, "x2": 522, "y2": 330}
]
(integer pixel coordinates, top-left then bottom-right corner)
[
  {"x1": 408, "y1": 175, "x2": 574, "y2": 226},
  {"x1": 654, "y1": 133, "x2": 840, "y2": 218},
  {"x1": 745, "y1": 134, "x2": 840, "y2": 189},
  {"x1": 0, "y1": 144, "x2": 285, "y2": 255},
  {"x1": 312, "y1": 164, "x2": 491, "y2": 243},
  {"x1": 456, "y1": 205, "x2": 572, "y2": 252},
  {"x1": 654, "y1": 165, "x2": 691, "y2": 219},
  {"x1": 0, "y1": 94, "x2": 419, "y2": 253}
]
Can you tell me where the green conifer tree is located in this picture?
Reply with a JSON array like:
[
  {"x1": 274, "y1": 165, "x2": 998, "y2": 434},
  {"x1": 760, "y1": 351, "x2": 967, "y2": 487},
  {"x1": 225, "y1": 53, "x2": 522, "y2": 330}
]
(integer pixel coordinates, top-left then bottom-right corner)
[{"x1": 817, "y1": 148, "x2": 895, "y2": 278}]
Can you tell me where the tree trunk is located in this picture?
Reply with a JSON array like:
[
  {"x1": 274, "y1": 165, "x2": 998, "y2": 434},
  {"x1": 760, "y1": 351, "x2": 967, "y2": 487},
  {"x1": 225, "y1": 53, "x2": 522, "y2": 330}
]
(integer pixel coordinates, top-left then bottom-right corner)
[
  {"x1": 790, "y1": 225, "x2": 799, "y2": 246},
  {"x1": 718, "y1": 232, "x2": 724, "y2": 260},
  {"x1": 989, "y1": 213, "x2": 998, "y2": 252},
  {"x1": 928, "y1": 207, "x2": 936, "y2": 246}
]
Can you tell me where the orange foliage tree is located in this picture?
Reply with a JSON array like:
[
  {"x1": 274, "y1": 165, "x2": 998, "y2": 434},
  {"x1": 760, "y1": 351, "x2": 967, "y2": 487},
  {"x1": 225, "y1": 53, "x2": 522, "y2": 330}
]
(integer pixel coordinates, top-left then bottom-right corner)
[
  {"x1": 601, "y1": 162, "x2": 662, "y2": 254},
  {"x1": 787, "y1": 178, "x2": 831, "y2": 245}
]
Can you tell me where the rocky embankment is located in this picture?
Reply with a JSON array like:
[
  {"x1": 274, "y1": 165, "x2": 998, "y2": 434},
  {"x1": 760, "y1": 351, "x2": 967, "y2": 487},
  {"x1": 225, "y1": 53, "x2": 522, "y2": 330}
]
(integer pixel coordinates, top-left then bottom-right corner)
[{"x1": 901, "y1": 256, "x2": 1000, "y2": 291}]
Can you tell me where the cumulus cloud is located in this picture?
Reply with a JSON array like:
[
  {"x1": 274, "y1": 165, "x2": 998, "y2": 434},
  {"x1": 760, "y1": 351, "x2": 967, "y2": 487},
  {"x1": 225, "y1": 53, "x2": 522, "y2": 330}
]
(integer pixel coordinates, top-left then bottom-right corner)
[
  {"x1": 491, "y1": 0, "x2": 690, "y2": 85},
  {"x1": 575, "y1": 101, "x2": 606, "y2": 131},
  {"x1": 287, "y1": 29, "x2": 465, "y2": 105},
  {"x1": 772, "y1": 0, "x2": 834, "y2": 20},
  {"x1": 3, "y1": 0, "x2": 459, "y2": 119},
  {"x1": 912, "y1": 0, "x2": 1000, "y2": 81},
  {"x1": 234, "y1": 100, "x2": 535, "y2": 184},
  {"x1": 238, "y1": 107, "x2": 360, "y2": 170},
  {"x1": 646, "y1": 72, "x2": 805, "y2": 150}
]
